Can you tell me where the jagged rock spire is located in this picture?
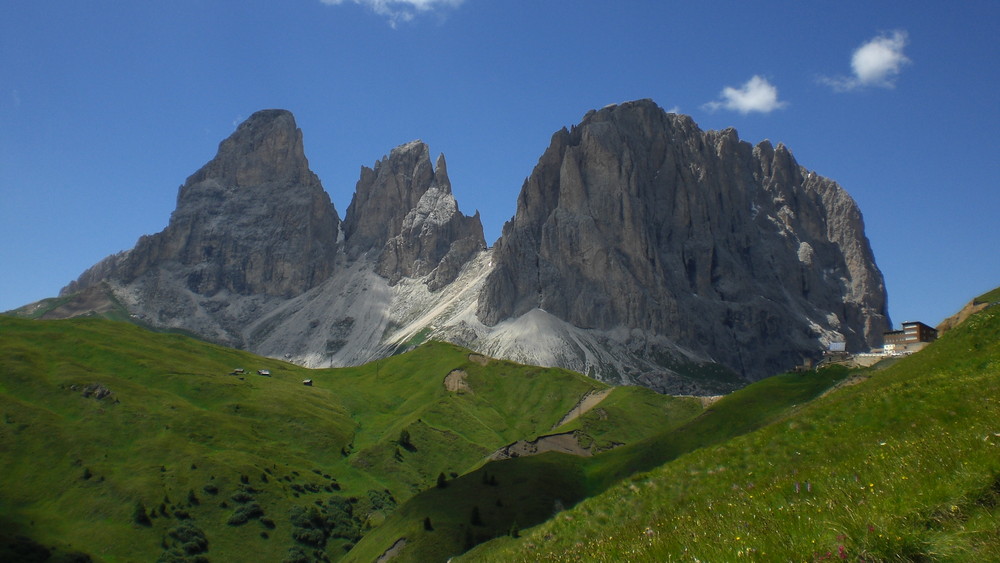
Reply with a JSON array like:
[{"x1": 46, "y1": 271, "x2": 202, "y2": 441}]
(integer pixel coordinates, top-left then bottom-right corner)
[{"x1": 343, "y1": 140, "x2": 486, "y2": 289}]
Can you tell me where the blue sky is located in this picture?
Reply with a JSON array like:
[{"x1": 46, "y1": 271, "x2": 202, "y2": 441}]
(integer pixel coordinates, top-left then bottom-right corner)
[{"x1": 2, "y1": 1, "x2": 998, "y2": 328}]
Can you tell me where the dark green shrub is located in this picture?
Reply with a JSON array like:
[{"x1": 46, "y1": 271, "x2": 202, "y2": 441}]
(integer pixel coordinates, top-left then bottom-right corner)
[
  {"x1": 166, "y1": 522, "x2": 208, "y2": 554},
  {"x1": 282, "y1": 547, "x2": 309, "y2": 563},
  {"x1": 398, "y1": 429, "x2": 415, "y2": 451},
  {"x1": 231, "y1": 491, "x2": 254, "y2": 504},
  {"x1": 227, "y1": 503, "x2": 263, "y2": 526},
  {"x1": 291, "y1": 527, "x2": 325, "y2": 547},
  {"x1": 133, "y1": 501, "x2": 152, "y2": 527}
]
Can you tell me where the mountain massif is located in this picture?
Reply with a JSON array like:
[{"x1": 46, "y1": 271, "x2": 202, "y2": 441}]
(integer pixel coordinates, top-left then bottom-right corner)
[{"x1": 48, "y1": 100, "x2": 889, "y2": 392}]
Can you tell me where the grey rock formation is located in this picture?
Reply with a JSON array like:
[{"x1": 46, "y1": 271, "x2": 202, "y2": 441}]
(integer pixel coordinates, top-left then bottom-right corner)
[
  {"x1": 52, "y1": 102, "x2": 890, "y2": 392},
  {"x1": 62, "y1": 109, "x2": 341, "y2": 343},
  {"x1": 343, "y1": 141, "x2": 485, "y2": 290},
  {"x1": 477, "y1": 99, "x2": 889, "y2": 379}
]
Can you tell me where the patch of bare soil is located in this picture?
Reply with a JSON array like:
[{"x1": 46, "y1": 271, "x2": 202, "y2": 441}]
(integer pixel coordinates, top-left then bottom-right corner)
[
  {"x1": 697, "y1": 395, "x2": 723, "y2": 408},
  {"x1": 490, "y1": 432, "x2": 591, "y2": 461},
  {"x1": 468, "y1": 353, "x2": 490, "y2": 366},
  {"x1": 938, "y1": 300, "x2": 990, "y2": 333},
  {"x1": 376, "y1": 538, "x2": 406, "y2": 563},
  {"x1": 675, "y1": 394, "x2": 724, "y2": 408},
  {"x1": 444, "y1": 369, "x2": 471, "y2": 393}
]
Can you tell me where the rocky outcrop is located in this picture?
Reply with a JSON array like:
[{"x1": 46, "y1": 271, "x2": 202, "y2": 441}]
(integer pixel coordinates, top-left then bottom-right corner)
[
  {"x1": 343, "y1": 141, "x2": 485, "y2": 290},
  {"x1": 65, "y1": 109, "x2": 341, "y2": 299},
  {"x1": 477, "y1": 99, "x2": 889, "y2": 379}
]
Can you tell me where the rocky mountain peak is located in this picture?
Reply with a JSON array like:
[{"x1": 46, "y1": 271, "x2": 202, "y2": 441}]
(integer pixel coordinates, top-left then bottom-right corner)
[
  {"x1": 343, "y1": 141, "x2": 486, "y2": 289},
  {"x1": 185, "y1": 109, "x2": 312, "y2": 188},
  {"x1": 64, "y1": 109, "x2": 340, "y2": 317},
  {"x1": 477, "y1": 99, "x2": 889, "y2": 380},
  {"x1": 342, "y1": 140, "x2": 435, "y2": 257}
]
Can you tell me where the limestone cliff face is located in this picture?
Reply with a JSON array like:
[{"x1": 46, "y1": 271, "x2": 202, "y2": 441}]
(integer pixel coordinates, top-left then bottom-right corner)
[
  {"x1": 66, "y1": 109, "x2": 341, "y2": 299},
  {"x1": 477, "y1": 100, "x2": 889, "y2": 378},
  {"x1": 343, "y1": 141, "x2": 485, "y2": 290},
  {"x1": 55, "y1": 102, "x2": 890, "y2": 388}
]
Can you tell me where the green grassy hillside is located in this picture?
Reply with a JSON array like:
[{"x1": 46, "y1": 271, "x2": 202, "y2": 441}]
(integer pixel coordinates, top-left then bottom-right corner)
[
  {"x1": 0, "y1": 316, "x2": 687, "y2": 562},
  {"x1": 7, "y1": 289, "x2": 996, "y2": 562},
  {"x1": 347, "y1": 362, "x2": 849, "y2": 562},
  {"x1": 464, "y1": 297, "x2": 1000, "y2": 561}
]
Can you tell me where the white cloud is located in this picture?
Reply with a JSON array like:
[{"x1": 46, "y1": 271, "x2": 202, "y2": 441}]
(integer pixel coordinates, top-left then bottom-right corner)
[
  {"x1": 820, "y1": 30, "x2": 911, "y2": 91},
  {"x1": 320, "y1": 0, "x2": 464, "y2": 27},
  {"x1": 702, "y1": 75, "x2": 787, "y2": 115}
]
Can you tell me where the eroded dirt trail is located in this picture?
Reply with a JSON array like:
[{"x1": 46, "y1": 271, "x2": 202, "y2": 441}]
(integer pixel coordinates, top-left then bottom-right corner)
[{"x1": 554, "y1": 388, "x2": 613, "y2": 429}]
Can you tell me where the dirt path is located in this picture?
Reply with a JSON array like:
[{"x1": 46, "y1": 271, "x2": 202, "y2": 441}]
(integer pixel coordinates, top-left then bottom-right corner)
[
  {"x1": 554, "y1": 388, "x2": 613, "y2": 429},
  {"x1": 376, "y1": 538, "x2": 406, "y2": 563}
]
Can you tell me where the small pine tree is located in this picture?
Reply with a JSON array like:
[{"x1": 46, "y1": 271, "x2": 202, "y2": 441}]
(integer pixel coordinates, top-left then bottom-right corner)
[
  {"x1": 423, "y1": 516, "x2": 433, "y2": 531},
  {"x1": 133, "y1": 501, "x2": 152, "y2": 527},
  {"x1": 463, "y1": 528, "x2": 475, "y2": 551},
  {"x1": 470, "y1": 506, "x2": 483, "y2": 526},
  {"x1": 398, "y1": 429, "x2": 411, "y2": 447},
  {"x1": 436, "y1": 472, "x2": 448, "y2": 488},
  {"x1": 509, "y1": 520, "x2": 520, "y2": 538}
]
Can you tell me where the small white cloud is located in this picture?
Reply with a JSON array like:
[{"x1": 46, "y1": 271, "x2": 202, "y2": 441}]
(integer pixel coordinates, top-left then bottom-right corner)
[
  {"x1": 320, "y1": 0, "x2": 464, "y2": 27},
  {"x1": 665, "y1": 105, "x2": 681, "y2": 114},
  {"x1": 702, "y1": 75, "x2": 787, "y2": 115},
  {"x1": 820, "y1": 30, "x2": 911, "y2": 91}
]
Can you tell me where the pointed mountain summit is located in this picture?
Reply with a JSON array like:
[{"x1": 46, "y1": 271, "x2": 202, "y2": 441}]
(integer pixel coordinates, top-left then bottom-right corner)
[
  {"x1": 186, "y1": 109, "x2": 316, "y2": 187},
  {"x1": 62, "y1": 109, "x2": 341, "y2": 344}
]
